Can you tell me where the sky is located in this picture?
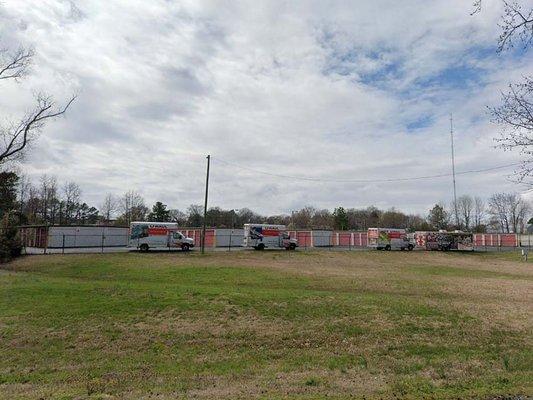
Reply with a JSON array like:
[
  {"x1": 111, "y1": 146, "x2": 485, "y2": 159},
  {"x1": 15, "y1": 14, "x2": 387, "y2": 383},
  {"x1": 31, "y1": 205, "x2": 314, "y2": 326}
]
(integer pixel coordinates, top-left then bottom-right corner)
[{"x1": 1, "y1": 0, "x2": 532, "y2": 216}]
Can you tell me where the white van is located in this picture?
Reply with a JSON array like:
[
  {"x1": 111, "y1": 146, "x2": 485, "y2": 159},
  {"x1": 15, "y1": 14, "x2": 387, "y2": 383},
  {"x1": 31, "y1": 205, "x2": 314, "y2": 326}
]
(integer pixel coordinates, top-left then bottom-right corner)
[
  {"x1": 243, "y1": 224, "x2": 298, "y2": 250},
  {"x1": 128, "y1": 222, "x2": 194, "y2": 252}
]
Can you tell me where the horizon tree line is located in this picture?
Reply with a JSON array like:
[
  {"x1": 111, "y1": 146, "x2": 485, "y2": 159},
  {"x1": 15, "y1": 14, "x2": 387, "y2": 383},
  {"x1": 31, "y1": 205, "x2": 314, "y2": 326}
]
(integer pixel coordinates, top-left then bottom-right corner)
[{"x1": 3, "y1": 172, "x2": 532, "y2": 234}]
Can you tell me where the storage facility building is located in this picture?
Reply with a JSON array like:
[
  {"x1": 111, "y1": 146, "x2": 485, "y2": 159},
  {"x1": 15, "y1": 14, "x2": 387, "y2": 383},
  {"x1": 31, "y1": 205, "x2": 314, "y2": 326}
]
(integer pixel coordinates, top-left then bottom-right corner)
[{"x1": 20, "y1": 225, "x2": 129, "y2": 248}]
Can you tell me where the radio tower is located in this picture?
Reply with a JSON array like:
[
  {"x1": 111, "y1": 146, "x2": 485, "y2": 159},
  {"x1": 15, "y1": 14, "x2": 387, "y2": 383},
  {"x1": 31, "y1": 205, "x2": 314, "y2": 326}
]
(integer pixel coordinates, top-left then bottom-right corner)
[{"x1": 450, "y1": 114, "x2": 459, "y2": 227}]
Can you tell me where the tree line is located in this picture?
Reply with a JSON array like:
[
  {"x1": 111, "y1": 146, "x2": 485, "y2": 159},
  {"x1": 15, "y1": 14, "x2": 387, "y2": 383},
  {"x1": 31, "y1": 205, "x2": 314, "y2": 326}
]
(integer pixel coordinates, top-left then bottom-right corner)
[{"x1": 2, "y1": 172, "x2": 531, "y2": 234}]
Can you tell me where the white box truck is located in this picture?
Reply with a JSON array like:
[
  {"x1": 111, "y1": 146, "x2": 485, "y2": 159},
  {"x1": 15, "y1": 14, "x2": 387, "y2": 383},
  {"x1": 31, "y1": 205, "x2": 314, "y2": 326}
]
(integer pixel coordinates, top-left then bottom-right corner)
[
  {"x1": 243, "y1": 224, "x2": 298, "y2": 250},
  {"x1": 367, "y1": 228, "x2": 413, "y2": 251},
  {"x1": 128, "y1": 222, "x2": 194, "y2": 252}
]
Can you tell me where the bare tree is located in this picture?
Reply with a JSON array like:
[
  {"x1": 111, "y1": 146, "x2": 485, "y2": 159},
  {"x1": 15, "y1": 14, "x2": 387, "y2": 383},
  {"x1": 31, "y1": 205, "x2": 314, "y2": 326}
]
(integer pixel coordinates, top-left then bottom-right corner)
[
  {"x1": 0, "y1": 45, "x2": 75, "y2": 165},
  {"x1": 507, "y1": 193, "x2": 530, "y2": 233},
  {"x1": 169, "y1": 209, "x2": 187, "y2": 225},
  {"x1": 474, "y1": 1, "x2": 533, "y2": 180},
  {"x1": 266, "y1": 214, "x2": 291, "y2": 226},
  {"x1": 455, "y1": 195, "x2": 474, "y2": 230},
  {"x1": 473, "y1": 196, "x2": 486, "y2": 230},
  {"x1": 472, "y1": 1, "x2": 533, "y2": 51},
  {"x1": 311, "y1": 209, "x2": 333, "y2": 229},
  {"x1": 62, "y1": 182, "x2": 81, "y2": 224},
  {"x1": 496, "y1": 1, "x2": 533, "y2": 52},
  {"x1": 100, "y1": 193, "x2": 117, "y2": 224},
  {"x1": 119, "y1": 190, "x2": 147, "y2": 225},
  {"x1": 291, "y1": 206, "x2": 316, "y2": 229},
  {"x1": 380, "y1": 207, "x2": 409, "y2": 229},
  {"x1": 38, "y1": 175, "x2": 58, "y2": 224},
  {"x1": 25, "y1": 184, "x2": 40, "y2": 224},
  {"x1": 186, "y1": 204, "x2": 205, "y2": 226},
  {"x1": 488, "y1": 192, "x2": 530, "y2": 233},
  {"x1": 489, "y1": 193, "x2": 510, "y2": 232},
  {"x1": 492, "y1": 76, "x2": 533, "y2": 180},
  {"x1": 17, "y1": 174, "x2": 31, "y2": 223},
  {"x1": 0, "y1": 47, "x2": 33, "y2": 80}
]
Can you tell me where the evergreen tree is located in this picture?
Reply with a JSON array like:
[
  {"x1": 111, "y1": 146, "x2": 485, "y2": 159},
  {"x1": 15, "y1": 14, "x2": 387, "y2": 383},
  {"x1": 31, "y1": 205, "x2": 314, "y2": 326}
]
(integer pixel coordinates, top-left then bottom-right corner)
[
  {"x1": 428, "y1": 204, "x2": 449, "y2": 230},
  {"x1": 148, "y1": 201, "x2": 170, "y2": 222},
  {"x1": 333, "y1": 207, "x2": 348, "y2": 230},
  {"x1": 0, "y1": 172, "x2": 21, "y2": 262},
  {"x1": 0, "y1": 171, "x2": 18, "y2": 218}
]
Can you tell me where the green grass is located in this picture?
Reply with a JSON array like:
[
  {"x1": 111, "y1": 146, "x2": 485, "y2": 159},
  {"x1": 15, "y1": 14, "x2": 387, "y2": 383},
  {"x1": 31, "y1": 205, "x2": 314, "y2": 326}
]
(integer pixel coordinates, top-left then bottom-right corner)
[{"x1": 0, "y1": 251, "x2": 531, "y2": 399}]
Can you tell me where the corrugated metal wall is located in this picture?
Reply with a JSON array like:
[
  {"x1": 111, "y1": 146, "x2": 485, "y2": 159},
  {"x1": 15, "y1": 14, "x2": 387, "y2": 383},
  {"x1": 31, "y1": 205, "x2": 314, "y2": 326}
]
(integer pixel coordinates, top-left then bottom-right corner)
[
  {"x1": 311, "y1": 230, "x2": 333, "y2": 247},
  {"x1": 213, "y1": 229, "x2": 244, "y2": 247},
  {"x1": 21, "y1": 226, "x2": 526, "y2": 249},
  {"x1": 48, "y1": 226, "x2": 129, "y2": 248}
]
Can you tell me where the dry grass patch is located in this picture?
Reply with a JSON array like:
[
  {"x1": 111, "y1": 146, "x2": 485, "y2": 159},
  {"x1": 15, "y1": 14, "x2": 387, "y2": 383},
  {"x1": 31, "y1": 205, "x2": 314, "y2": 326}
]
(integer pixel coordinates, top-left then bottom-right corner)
[{"x1": 1, "y1": 250, "x2": 531, "y2": 399}]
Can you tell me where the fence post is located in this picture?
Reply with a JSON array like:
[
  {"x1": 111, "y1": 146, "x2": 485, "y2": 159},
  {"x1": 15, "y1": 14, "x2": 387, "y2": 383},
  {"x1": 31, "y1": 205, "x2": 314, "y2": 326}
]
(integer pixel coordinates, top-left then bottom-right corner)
[
  {"x1": 62, "y1": 234, "x2": 65, "y2": 254},
  {"x1": 228, "y1": 231, "x2": 232, "y2": 252},
  {"x1": 101, "y1": 233, "x2": 105, "y2": 253}
]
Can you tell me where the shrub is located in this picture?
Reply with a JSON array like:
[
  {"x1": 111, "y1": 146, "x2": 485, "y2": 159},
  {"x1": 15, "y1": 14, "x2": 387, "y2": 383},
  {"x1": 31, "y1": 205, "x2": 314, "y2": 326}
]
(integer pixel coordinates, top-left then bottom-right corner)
[{"x1": 0, "y1": 211, "x2": 22, "y2": 263}]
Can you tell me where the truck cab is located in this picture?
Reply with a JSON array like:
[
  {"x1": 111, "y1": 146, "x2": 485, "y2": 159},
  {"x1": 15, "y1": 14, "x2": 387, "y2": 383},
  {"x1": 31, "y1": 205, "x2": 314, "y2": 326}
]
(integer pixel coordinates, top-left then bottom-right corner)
[{"x1": 169, "y1": 231, "x2": 195, "y2": 251}]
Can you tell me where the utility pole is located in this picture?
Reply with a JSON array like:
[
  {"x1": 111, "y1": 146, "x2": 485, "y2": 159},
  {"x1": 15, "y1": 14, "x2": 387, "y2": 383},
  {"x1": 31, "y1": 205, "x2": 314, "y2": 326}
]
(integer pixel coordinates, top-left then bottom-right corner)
[
  {"x1": 201, "y1": 154, "x2": 210, "y2": 254},
  {"x1": 450, "y1": 114, "x2": 459, "y2": 227},
  {"x1": 231, "y1": 209, "x2": 239, "y2": 229}
]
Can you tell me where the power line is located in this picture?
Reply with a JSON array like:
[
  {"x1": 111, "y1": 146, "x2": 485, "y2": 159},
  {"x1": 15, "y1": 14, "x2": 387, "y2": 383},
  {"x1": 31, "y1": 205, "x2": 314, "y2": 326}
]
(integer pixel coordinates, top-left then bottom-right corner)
[{"x1": 213, "y1": 157, "x2": 520, "y2": 183}]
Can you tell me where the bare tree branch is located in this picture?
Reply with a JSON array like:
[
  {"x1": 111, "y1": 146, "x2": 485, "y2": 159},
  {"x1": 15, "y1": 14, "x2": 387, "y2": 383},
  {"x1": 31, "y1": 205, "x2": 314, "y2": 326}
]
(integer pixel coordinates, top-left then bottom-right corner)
[
  {"x1": 471, "y1": 0, "x2": 482, "y2": 15},
  {"x1": 0, "y1": 94, "x2": 76, "y2": 164},
  {"x1": 497, "y1": 1, "x2": 533, "y2": 52},
  {"x1": 491, "y1": 76, "x2": 533, "y2": 180},
  {"x1": 0, "y1": 39, "x2": 77, "y2": 166},
  {"x1": 0, "y1": 47, "x2": 34, "y2": 80}
]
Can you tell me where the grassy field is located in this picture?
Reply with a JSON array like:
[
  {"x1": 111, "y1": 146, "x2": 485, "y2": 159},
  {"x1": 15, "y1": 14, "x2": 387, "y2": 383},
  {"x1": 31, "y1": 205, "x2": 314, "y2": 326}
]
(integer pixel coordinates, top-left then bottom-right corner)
[{"x1": 0, "y1": 251, "x2": 531, "y2": 399}]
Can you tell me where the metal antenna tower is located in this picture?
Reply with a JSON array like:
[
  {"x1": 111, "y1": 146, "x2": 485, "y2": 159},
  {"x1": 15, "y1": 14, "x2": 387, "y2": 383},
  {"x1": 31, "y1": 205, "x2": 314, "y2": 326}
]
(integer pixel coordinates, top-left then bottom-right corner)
[{"x1": 450, "y1": 114, "x2": 459, "y2": 227}]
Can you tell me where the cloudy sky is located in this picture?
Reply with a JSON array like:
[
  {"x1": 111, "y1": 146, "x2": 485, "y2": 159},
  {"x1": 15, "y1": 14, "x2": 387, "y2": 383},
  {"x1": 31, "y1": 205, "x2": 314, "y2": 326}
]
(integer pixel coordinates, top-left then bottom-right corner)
[{"x1": 1, "y1": 0, "x2": 532, "y2": 215}]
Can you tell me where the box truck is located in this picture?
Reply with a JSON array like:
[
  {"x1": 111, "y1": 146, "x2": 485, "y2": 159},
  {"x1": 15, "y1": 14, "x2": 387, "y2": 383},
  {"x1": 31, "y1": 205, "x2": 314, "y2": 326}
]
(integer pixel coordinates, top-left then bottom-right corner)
[
  {"x1": 414, "y1": 231, "x2": 473, "y2": 251},
  {"x1": 128, "y1": 222, "x2": 194, "y2": 252},
  {"x1": 367, "y1": 228, "x2": 413, "y2": 251},
  {"x1": 243, "y1": 224, "x2": 298, "y2": 250}
]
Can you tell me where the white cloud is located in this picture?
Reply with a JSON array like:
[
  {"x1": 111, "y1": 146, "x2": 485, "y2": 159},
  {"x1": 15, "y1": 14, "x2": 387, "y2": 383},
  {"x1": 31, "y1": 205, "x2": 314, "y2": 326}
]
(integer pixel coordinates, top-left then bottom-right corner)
[{"x1": 1, "y1": 0, "x2": 532, "y2": 215}]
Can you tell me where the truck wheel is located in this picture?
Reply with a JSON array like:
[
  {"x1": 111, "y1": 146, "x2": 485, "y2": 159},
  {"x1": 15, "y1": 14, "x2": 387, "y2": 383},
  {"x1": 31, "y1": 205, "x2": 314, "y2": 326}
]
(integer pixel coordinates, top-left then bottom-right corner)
[
  {"x1": 385, "y1": 245, "x2": 391, "y2": 251},
  {"x1": 181, "y1": 244, "x2": 190, "y2": 252},
  {"x1": 140, "y1": 244, "x2": 149, "y2": 252},
  {"x1": 256, "y1": 243, "x2": 265, "y2": 251},
  {"x1": 408, "y1": 244, "x2": 414, "y2": 251},
  {"x1": 289, "y1": 243, "x2": 296, "y2": 251}
]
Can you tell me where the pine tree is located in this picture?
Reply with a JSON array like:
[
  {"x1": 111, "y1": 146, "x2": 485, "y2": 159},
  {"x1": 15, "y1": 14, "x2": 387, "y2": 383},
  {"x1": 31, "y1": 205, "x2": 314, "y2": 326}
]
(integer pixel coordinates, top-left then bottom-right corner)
[
  {"x1": 333, "y1": 207, "x2": 348, "y2": 230},
  {"x1": 148, "y1": 202, "x2": 170, "y2": 222}
]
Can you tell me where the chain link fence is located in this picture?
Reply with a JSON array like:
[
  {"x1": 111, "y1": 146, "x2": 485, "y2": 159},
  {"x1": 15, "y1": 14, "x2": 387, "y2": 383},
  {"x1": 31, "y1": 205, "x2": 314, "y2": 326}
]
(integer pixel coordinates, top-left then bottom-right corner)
[{"x1": 17, "y1": 230, "x2": 533, "y2": 255}]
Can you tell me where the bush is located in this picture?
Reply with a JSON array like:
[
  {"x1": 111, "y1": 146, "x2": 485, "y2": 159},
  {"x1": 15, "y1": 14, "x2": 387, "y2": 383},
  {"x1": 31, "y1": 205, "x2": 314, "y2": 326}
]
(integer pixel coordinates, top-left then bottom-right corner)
[{"x1": 0, "y1": 212, "x2": 22, "y2": 263}]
